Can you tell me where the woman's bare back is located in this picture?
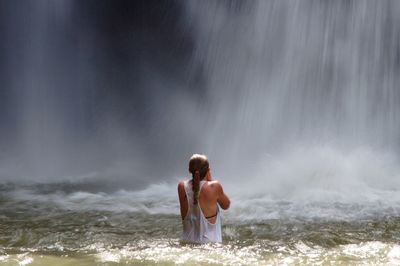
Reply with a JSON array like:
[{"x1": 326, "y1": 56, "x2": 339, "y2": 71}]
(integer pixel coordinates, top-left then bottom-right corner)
[{"x1": 178, "y1": 179, "x2": 230, "y2": 224}]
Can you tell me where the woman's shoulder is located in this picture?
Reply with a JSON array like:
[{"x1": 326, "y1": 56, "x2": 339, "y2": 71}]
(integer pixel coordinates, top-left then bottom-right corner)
[
  {"x1": 177, "y1": 180, "x2": 187, "y2": 190},
  {"x1": 177, "y1": 180, "x2": 189, "y2": 198},
  {"x1": 205, "y1": 180, "x2": 223, "y2": 190},
  {"x1": 207, "y1": 180, "x2": 221, "y2": 186},
  {"x1": 178, "y1": 179, "x2": 192, "y2": 189}
]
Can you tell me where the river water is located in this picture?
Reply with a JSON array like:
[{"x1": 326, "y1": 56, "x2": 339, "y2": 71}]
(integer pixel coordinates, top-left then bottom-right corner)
[
  {"x1": 2, "y1": 163, "x2": 400, "y2": 265},
  {"x1": 2, "y1": 1, "x2": 400, "y2": 265}
]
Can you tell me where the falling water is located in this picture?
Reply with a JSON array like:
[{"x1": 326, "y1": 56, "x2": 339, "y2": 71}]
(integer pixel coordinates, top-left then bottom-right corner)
[
  {"x1": 184, "y1": 0, "x2": 400, "y2": 175},
  {"x1": 1, "y1": 0, "x2": 400, "y2": 265}
]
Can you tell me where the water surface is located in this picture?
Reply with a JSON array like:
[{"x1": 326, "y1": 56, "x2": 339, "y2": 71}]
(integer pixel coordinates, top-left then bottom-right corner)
[{"x1": 2, "y1": 182, "x2": 400, "y2": 265}]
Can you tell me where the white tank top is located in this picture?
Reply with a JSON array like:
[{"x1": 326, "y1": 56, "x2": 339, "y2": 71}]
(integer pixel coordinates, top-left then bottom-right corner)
[{"x1": 181, "y1": 180, "x2": 222, "y2": 243}]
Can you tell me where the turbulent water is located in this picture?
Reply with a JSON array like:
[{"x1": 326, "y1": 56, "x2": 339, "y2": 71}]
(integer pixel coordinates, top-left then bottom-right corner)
[
  {"x1": 2, "y1": 147, "x2": 400, "y2": 265},
  {"x1": 2, "y1": 185, "x2": 400, "y2": 266},
  {"x1": 2, "y1": 0, "x2": 400, "y2": 265}
]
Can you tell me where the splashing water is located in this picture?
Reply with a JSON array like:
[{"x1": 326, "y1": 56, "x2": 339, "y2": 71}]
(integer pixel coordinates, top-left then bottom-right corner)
[{"x1": 2, "y1": 0, "x2": 400, "y2": 265}]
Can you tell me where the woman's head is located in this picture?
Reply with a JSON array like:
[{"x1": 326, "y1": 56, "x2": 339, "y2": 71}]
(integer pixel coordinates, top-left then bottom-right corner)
[
  {"x1": 188, "y1": 154, "x2": 209, "y2": 205},
  {"x1": 189, "y1": 154, "x2": 209, "y2": 179}
]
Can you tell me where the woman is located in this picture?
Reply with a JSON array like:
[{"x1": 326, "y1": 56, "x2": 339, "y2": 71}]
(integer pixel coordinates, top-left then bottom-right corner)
[{"x1": 177, "y1": 154, "x2": 230, "y2": 243}]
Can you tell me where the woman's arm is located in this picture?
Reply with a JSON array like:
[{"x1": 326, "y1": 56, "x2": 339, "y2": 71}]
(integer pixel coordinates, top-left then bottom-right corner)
[
  {"x1": 177, "y1": 181, "x2": 188, "y2": 219},
  {"x1": 216, "y1": 182, "x2": 230, "y2": 210}
]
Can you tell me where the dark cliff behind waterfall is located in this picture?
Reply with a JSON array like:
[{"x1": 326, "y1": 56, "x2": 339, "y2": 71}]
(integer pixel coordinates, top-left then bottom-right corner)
[{"x1": 0, "y1": 0, "x2": 201, "y2": 184}]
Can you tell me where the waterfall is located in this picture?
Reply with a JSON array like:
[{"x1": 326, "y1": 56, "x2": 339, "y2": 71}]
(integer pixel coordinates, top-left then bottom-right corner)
[
  {"x1": 0, "y1": 1, "x2": 399, "y2": 192},
  {"x1": 182, "y1": 0, "x2": 400, "y2": 183}
]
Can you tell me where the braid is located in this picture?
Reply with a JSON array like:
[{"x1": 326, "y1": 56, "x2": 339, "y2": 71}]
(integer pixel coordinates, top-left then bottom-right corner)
[
  {"x1": 193, "y1": 170, "x2": 200, "y2": 205},
  {"x1": 188, "y1": 154, "x2": 210, "y2": 206}
]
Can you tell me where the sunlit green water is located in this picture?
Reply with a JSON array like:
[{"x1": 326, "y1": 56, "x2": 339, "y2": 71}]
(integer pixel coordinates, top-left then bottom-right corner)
[{"x1": 2, "y1": 184, "x2": 400, "y2": 265}]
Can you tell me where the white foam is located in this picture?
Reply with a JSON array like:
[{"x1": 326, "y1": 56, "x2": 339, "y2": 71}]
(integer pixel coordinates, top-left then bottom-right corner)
[
  {"x1": 7, "y1": 182, "x2": 178, "y2": 214},
  {"x1": 6, "y1": 145, "x2": 400, "y2": 221}
]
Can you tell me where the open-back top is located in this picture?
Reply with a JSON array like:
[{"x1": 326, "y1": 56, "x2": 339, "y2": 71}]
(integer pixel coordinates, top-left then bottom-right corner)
[{"x1": 181, "y1": 180, "x2": 222, "y2": 243}]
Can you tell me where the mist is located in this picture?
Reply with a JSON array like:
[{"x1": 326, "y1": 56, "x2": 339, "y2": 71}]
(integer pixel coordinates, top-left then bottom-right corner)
[
  {"x1": 1, "y1": 0, "x2": 400, "y2": 195},
  {"x1": 0, "y1": 1, "x2": 198, "y2": 186}
]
